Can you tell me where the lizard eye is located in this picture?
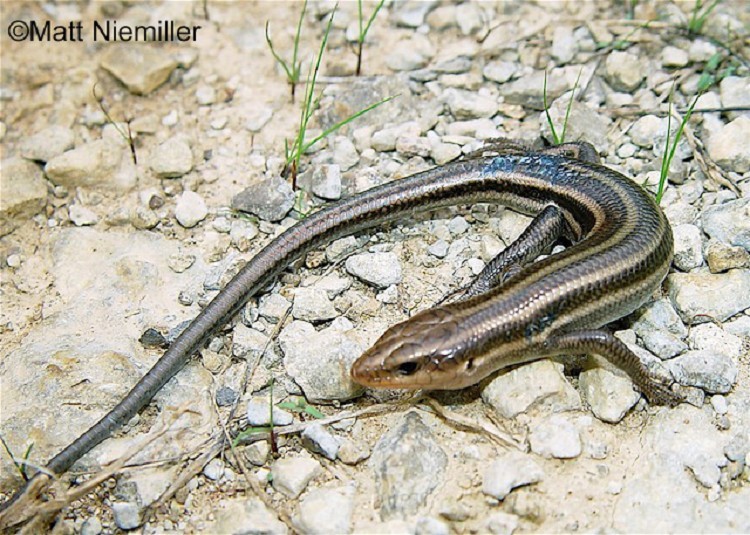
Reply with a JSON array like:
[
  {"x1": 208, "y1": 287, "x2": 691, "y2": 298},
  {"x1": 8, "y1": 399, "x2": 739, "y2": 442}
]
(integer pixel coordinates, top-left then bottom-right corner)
[{"x1": 396, "y1": 362, "x2": 419, "y2": 376}]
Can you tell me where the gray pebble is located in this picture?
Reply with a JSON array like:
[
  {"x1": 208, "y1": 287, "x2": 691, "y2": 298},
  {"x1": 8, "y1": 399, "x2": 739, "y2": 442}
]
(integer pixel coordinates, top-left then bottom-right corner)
[
  {"x1": 216, "y1": 386, "x2": 238, "y2": 407},
  {"x1": 259, "y1": 293, "x2": 291, "y2": 323},
  {"x1": 210, "y1": 497, "x2": 288, "y2": 534},
  {"x1": 688, "y1": 323, "x2": 743, "y2": 358},
  {"x1": 332, "y1": 136, "x2": 359, "y2": 171},
  {"x1": 338, "y1": 438, "x2": 370, "y2": 465},
  {"x1": 551, "y1": 25, "x2": 577, "y2": 63},
  {"x1": 311, "y1": 164, "x2": 342, "y2": 200},
  {"x1": 195, "y1": 84, "x2": 216, "y2": 105},
  {"x1": 430, "y1": 142, "x2": 461, "y2": 165},
  {"x1": 483, "y1": 60, "x2": 517, "y2": 84},
  {"x1": 81, "y1": 516, "x2": 103, "y2": 535},
  {"x1": 326, "y1": 236, "x2": 359, "y2": 263},
  {"x1": 672, "y1": 224, "x2": 704, "y2": 270},
  {"x1": 393, "y1": 1, "x2": 435, "y2": 27},
  {"x1": 246, "y1": 399, "x2": 294, "y2": 426},
  {"x1": 667, "y1": 270, "x2": 750, "y2": 323},
  {"x1": 167, "y1": 251, "x2": 196, "y2": 273},
  {"x1": 444, "y1": 88, "x2": 497, "y2": 119},
  {"x1": 0, "y1": 157, "x2": 47, "y2": 236},
  {"x1": 292, "y1": 287, "x2": 337, "y2": 322},
  {"x1": 428, "y1": 239, "x2": 449, "y2": 258},
  {"x1": 377, "y1": 284, "x2": 399, "y2": 304},
  {"x1": 112, "y1": 501, "x2": 141, "y2": 530},
  {"x1": 689, "y1": 39, "x2": 718, "y2": 62},
  {"x1": 725, "y1": 315, "x2": 750, "y2": 337},
  {"x1": 705, "y1": 240, "x2": 750, "y2": 273},
  {"x1": 396, "y1": 135, "x2": 432, "y2": 157},
  {"x1": 345, "y1": 251, "x2": 403, "y2": 288},
  {"x1": 46, "y1": 138, "x2": 132, "y2": 190},
  {"x1": 447, "y1": 215, "x2": 469, "y2": 235},
  {"x1": 386, "y1": 35, "x2": 435, "y2": 71},
  {"x1": 244, "y1": 106, "x2": 274, "y2": 132},
  {"x1": 710, "y1": 395, "x2": 728, "y2": 415},
  {"x1": 415, "y1": 516, "x2": 450, "y2": 535},
  {"x1": 485, "y1": 512, "x2": 520, "y2": 535},
  {"x1": 301, "y1": 423, "x2": 341, "y2": 460},
  {"x1": 667, "y1": 350, "x2": 738, "y2": 394},
  {"x1": 662, "y1": 45, "x2": 689, "y2": 67},
  {"x1": 604, "y1": 51, "x2": 645, "y2": 91},
  {"x1": 370, "y1": 412, "x2": 447, "y2": 519},
  {"x1": 720, "y1": 76, "x2": 750, "y2": 116},
  {"x1": 312, "y1": 274, "x2": 352, "y2": 299},
  {"x1": 229, "y1": 219, "x2": 259, "y2": 252},
  {"x1": 203, "y1": 457, "x2": 225, "y2": 481},
  {"x1": 702, "y1": 198, "x2": 750, "y2": 251},
  {"x1": 244, "y1": 441, "x2": 270, "y2": 466},
  {"x1": 279, "y1": 320, "x2": 364, "y2": 402},
  {"x1": 232, "y1": 175, "x2": 295, "y2": 222},
  {"x1": 68, "y1": 204, "x2": 98, "y2": 226}
]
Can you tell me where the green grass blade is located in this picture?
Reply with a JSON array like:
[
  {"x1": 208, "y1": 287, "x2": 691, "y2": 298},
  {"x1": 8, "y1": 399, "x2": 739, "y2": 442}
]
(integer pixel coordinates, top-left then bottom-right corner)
[
  {"x1": 301, "y1": 94, "x2": 397, "y2": 154},
  {"x1": 233, "y1": 426, "x2": 273, "y2": 447},
  {"x1": 656, "y1": 87, "x2": 701, "y2": 204},
  {"x1": 361, "y1": 0, "x2": 386, "y2": 43},
  {"x1": 265, "y1": 22, "x2": 295, "y2": 82},
  {"x1": 559, "y1": 67, "x2": 583, "y2": 144},
  {"x1": 291, "y1": 0, "x2": 308, "y2": 80},
  {"x1": 543, "y1": 71, "x2": 560, "y2": 145}
]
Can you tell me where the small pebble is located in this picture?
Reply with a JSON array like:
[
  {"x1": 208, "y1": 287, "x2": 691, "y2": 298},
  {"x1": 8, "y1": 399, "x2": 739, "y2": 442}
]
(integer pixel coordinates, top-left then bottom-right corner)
[{"x1": 175, "y1": 191, "x2": 208, "y2": 228}]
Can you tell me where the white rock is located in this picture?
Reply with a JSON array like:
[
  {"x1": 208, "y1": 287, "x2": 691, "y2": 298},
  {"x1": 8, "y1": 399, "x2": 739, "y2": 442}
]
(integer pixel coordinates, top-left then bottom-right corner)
[
  {"x1": 0, "y1": 157, "x2": 47, "y2": 236},
  {"x1": 175, "y1": 191, "x2": 207, "y2": 228},
  {"x1": 580, "y1": 368, "x2": 640, "y2": 423},
  {"x1": 529, "y1": 414, "x2": 582, "y2": 458},
  {"x1": 150, "y1": 137, "x2": 194, "y2": 178},
  {"x1": 707, "y1": 116, "x2": 750, "y2": 173},
  {"x1": 662, "y1": 46, "x2": 689, "y2": 67},
  {"x1": 345, "y1": 252, "x2": 403, "y2": 288},
  {"x1": 68, "y1": 204, "x2": 99, "y2": 226},
  {"x1": 195, "y1": 84, "x2": 216, "y2": 105},
  {"x1": 294, "y1": 486, "x2": 354, "y2": 535},
  {"x1": 605, "y1": 51, "x2": 646, "y2": 91},
  {"x1": 100, "y1": 45, "x2": 177, "y2": 95},
  {"x1": 20, "y1": 125, "x2": 75, "y2": 162},
  {"x1": 482, "y1": 360, "x2": 581, "y2": 418},
  {"x1": 482, "y1": 451, "x2": 544, "y2": 500},
  {"x1": 672, "y1": 223, "x2": 704, "y2": 270},
  {"x1": 270, "y1": 456, "x2": 322, "y2": 499},
  {"x1": 292, "y1": 287, "x2": 338, "y2": 322}
]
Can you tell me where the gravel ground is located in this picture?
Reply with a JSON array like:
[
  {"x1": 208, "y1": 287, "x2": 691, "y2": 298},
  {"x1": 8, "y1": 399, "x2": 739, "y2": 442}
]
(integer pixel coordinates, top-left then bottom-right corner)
[{"x1": 1, "y1": 1, "x2": 749, "y2": 533}]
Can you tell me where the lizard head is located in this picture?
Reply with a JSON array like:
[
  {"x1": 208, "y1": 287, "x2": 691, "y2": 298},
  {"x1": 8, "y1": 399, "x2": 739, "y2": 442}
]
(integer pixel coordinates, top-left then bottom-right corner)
[{"x1": 350, "y1": 306, "x2": 483, "y2": 390}]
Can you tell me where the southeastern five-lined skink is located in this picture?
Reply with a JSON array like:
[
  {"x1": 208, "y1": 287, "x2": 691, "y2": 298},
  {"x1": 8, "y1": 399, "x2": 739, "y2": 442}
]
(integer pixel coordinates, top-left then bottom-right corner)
[{"x1": 0, "y1": 141, "x2": 679, "y2": 525}]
